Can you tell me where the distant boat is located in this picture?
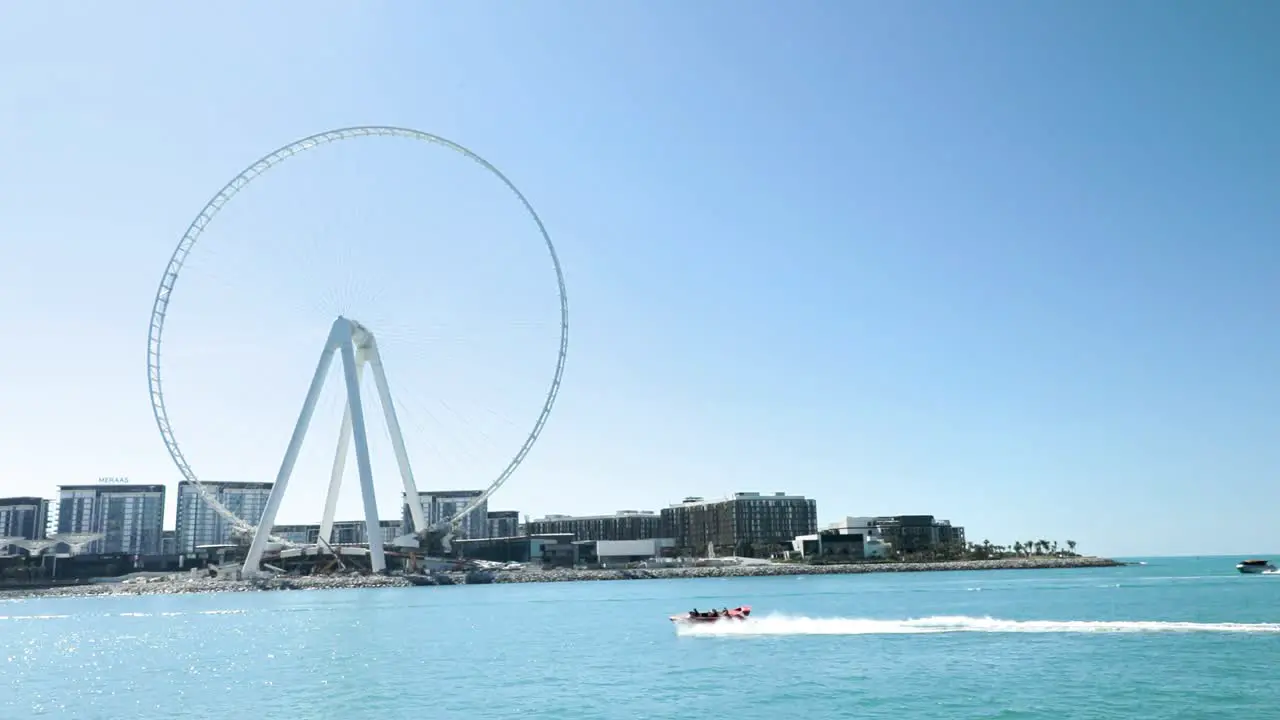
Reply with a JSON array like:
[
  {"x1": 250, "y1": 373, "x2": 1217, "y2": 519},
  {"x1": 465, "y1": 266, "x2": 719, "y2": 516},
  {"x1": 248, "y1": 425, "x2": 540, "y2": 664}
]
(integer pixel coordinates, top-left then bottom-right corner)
[{"x1": 1236, "y1": 559, "x2": 1277, "y2": 574}]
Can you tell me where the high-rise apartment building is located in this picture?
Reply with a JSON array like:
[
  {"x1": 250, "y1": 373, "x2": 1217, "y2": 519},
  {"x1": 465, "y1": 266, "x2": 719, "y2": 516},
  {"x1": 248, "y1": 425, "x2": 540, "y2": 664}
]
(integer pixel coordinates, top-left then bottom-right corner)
[
  {"x1": 174, "y1": 481, "x2": 273, "y2": 555},
  {"x1": 0, "y1": 497, "x2": 50, "y2": 541},
  {"x1": 57, "y1": 483, "x2": 166, "y2": 555},
  {"x1": 404, "y1": 490, "x2": 488, "y2": 540}
]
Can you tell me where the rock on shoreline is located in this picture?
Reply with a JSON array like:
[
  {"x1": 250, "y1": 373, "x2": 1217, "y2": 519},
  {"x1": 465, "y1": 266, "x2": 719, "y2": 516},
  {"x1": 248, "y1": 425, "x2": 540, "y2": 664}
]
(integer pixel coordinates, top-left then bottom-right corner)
[{"x1": 1, "y1": 556, "x2": 1122, "y2": 600}]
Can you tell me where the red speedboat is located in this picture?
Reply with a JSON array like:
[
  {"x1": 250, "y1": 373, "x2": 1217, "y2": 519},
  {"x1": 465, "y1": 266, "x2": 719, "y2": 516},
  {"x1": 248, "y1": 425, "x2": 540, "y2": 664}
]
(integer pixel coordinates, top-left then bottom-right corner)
[{"x1": 669, "y1": 605, "x2": 752, "y2": 624}]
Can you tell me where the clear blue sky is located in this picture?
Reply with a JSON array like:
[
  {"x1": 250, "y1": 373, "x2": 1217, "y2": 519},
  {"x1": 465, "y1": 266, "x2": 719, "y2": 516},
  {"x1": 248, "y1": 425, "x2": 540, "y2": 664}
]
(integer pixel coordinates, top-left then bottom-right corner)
[{"x1": 1, "y1": 2, "x2": 1276, "y2": 557}]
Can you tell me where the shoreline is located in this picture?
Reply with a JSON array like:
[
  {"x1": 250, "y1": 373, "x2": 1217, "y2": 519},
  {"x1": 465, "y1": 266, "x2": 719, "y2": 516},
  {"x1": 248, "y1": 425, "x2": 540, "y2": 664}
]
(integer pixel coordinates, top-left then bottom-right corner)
[
  {"x1": 490, "y1": 555, "x2": 1124, "y2": 583},
  {"x1": 0, "y1": 556, "x2": 1123, "y2": 601}
]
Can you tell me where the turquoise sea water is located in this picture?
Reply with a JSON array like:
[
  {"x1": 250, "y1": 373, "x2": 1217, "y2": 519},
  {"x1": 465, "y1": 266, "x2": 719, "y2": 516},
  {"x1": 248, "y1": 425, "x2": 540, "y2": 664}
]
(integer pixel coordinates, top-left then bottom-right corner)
[{"x1": 5, "y1": 556, "x2": 1280, "y2": 719}]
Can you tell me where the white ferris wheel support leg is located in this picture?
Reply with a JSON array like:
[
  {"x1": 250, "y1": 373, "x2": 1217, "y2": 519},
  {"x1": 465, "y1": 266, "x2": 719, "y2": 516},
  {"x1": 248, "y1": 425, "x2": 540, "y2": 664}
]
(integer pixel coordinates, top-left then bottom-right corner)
[
  {"x1": 338, "y1": 323, "x2": 387, "y2": 573},
  {"x1": 318, "y1": 352, "x2": 363, "y2": 547},
  {"x1": 242, "y1": 318, "x2": 348, "y2": 576},
  {"x1": 365, "y1": 335, "x2": 428, "y2": 535}
]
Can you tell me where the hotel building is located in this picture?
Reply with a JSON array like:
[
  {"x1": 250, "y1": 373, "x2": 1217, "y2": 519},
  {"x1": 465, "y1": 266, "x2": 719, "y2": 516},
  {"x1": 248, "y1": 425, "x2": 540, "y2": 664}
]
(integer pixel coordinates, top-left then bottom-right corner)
[{"x1": 56, "y1": 483, "x2": 166, "y2": 555}]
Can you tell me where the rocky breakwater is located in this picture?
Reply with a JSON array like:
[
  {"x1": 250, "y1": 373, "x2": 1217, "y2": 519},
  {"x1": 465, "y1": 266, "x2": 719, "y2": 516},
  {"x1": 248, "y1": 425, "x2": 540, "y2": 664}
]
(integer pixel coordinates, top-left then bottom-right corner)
[
  {"x1": 0, "y1": 572, "x2": 416, "y2": 600},
  {"x1": 1, "y1": 556, "x2": 1124, "y2": 599},
  {"x1": 489, "y1": 556, "x2": 1124, "y2": 584}
]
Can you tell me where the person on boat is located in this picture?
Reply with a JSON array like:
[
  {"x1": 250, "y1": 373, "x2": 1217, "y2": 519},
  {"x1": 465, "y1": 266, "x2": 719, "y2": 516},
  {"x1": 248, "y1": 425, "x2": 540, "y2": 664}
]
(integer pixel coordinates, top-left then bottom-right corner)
[{"x1": 690, "y1": 609, "x2": 700, "y2": 618}]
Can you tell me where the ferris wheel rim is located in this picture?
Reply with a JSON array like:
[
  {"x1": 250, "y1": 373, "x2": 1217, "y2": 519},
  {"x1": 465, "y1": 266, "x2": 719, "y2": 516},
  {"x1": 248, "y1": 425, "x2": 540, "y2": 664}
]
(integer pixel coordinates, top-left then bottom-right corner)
[{"x1": 146, "y1": 125, "x2": 569, "y2": 546}]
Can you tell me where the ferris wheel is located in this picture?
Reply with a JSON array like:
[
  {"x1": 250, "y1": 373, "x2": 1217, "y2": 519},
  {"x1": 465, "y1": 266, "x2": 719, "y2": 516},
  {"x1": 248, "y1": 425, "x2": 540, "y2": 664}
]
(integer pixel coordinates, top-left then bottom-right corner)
[{"x1": 146, "y1": 126, "x2": 569, "y2": 573}]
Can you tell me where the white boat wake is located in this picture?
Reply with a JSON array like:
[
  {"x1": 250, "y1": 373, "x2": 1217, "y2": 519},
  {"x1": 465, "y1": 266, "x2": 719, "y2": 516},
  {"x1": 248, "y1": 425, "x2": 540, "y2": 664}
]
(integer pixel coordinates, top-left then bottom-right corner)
[{"x1": 674, "y1": 613, "x2": 1280, "y2": 637}]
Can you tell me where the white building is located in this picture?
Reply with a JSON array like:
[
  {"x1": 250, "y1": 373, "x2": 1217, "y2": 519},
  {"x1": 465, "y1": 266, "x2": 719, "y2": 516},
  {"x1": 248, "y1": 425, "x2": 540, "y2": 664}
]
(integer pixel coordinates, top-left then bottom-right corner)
[
  {"x1": 864, "y1": 537, "x2": 890, "y2": 558},
  {"x1": 175, "y1": 481, "x2": 273, "y2": 555},
  {"x1": 56, "y1": 483, "x2": 166, "y2": 555},
  {"x1": 595, "y1": 538, "x2": 676, "y2": 563},
  {"x1": 404, "y1": 490, "x2": 488, "y2": 540},
  {"x1": 792, "y1": 516, "x2": 891, "y2": 560},
  {"x1": 825, "y1": 516, "x2": 878, "y2": 536},
  {"x1": 829, "y1": 516, "x2": 890, "y2": 557}
]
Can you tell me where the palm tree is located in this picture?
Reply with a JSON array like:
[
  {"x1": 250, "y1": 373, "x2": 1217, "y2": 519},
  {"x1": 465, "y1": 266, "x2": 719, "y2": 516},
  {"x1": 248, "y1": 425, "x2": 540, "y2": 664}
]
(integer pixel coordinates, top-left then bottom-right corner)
[
  {"x1": 1013, "y1": 541, "x2": 1023, "y2": 556},
  {"x1": 1067, "y1": 540, "x2": 1077, "y2": 555}
]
